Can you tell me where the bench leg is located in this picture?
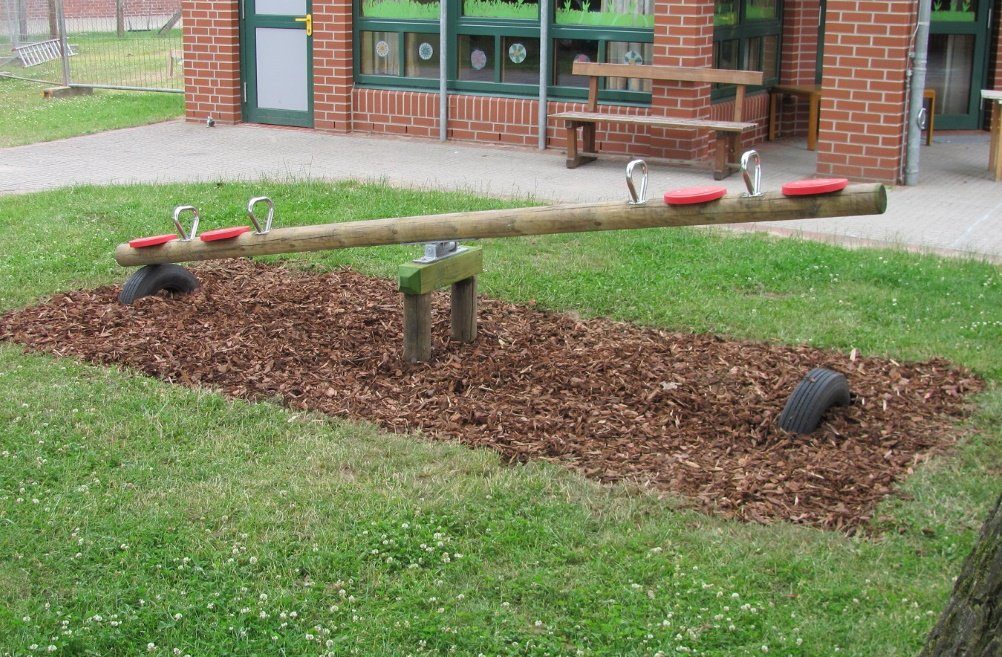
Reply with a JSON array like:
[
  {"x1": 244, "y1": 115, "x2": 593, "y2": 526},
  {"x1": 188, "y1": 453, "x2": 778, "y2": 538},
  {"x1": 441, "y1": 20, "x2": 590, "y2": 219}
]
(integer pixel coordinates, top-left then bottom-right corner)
[
  {"x1": 713, "y1": 132, "x2": 739, "y2": 180},
  {"x1": 565, "y1": 121, "x2": 597, "y2": 169},
  {"x1": 582, "y1": 123, "x2": 596, "y2": 154}
]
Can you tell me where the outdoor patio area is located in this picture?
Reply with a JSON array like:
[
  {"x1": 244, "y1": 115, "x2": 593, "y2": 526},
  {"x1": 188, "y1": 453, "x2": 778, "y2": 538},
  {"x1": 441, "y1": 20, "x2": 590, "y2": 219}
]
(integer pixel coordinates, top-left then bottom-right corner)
[{"x1": 0, "y1": 120, "x2": 999, "y2": 261}]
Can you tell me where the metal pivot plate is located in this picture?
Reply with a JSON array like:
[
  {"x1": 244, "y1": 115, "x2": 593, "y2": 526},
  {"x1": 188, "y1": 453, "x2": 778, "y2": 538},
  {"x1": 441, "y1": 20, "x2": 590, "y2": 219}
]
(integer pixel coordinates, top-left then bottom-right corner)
[
  {"x1": 626, "y1": 159, "x2": 649, "y2": 205},
  {"x1": 247, "y1": 196, "x2": 275, "y2": 234},
  {"x1": 414, "y1": 241, "x2": 467, "y2": 264},
  {"x1": 172, "y1": 205, "x2": 200, "y2": 241},
  {"x1": 740, "y1": 150, "x2": 764, "y2": 198}
]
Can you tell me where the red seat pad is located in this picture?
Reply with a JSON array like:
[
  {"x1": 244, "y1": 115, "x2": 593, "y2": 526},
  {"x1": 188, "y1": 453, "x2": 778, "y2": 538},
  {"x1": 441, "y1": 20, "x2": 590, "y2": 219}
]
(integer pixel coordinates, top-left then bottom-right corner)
[
  {"x1": 781, "y1": 178, "x2": 849, "y2": 196},
  {"x1": 129, "y1": 234, "x2": 178, "y2": 248},
  {"x1": 200, "y1": 226, "x2": 252, "y2": 242},
  {"x1": 663, "y1": 186, "x2": 728, "y2": 206}
]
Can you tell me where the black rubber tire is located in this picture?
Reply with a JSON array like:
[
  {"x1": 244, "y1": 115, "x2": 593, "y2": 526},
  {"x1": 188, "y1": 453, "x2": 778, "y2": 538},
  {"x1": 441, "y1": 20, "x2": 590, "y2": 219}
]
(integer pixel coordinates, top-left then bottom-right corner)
[
  {"x1": 119, "y1": 264, "x2": 200, "y2": 305},
  {"x1": 777, "y1": 367, "x2": 851, "y2": 434}
]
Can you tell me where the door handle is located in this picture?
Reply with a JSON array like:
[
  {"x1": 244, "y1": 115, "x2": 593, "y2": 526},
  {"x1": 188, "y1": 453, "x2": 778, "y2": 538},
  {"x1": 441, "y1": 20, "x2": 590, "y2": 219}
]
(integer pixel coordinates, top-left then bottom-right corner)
[{"x1": 294, "y1": 13, "x2": 312, "y2": 37}]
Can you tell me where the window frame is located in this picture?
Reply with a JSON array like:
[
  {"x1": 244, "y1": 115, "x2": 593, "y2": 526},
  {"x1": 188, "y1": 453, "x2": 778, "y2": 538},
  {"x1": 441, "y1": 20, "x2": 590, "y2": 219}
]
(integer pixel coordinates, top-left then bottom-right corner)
[
  {"x1": 712, "y1": 0, "x2": 781, "y2": 99},
  {"x1": 353, "y1": 0, "x2": 654, "y2": 103}
]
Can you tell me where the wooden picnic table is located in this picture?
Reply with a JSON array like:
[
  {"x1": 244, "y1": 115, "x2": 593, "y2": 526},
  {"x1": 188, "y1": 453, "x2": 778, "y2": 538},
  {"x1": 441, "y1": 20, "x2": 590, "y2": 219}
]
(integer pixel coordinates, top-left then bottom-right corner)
[{"x1": 768, "y1": 84, "x2": 821, "y2": 151}]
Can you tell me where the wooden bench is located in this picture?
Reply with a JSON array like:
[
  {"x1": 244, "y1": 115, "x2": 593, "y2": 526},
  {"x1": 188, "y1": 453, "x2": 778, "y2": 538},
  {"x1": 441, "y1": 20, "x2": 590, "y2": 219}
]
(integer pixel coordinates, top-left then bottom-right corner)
[{"x1": 552, "y1": 62, "x2": 764, "y2": 179}]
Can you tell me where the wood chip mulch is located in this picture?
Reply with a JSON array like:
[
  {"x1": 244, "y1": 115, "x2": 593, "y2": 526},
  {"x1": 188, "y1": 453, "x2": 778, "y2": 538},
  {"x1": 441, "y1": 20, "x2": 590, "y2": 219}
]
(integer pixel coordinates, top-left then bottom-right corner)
[{"x1": 0, "y1": 260, "x2": 983, "y2": 531}]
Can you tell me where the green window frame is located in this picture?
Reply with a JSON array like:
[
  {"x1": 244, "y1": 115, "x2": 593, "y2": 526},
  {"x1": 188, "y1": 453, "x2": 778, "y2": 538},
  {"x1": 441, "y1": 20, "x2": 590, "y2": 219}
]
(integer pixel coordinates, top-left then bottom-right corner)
[
  {"x1": 353, "y1": 0, "x2": 654, "y2": 103},
  {"x1": 712, "y1": 0, "x2": 781, "y2": 99}
]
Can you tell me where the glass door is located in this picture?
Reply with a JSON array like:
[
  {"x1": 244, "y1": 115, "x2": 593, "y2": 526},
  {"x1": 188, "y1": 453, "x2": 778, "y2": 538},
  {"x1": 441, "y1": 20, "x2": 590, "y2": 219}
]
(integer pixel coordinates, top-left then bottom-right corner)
[
  {"x1": 927, "y1": 0, "x2": 990, "y2": 130},
  {"x1": 241, "y1": 0, "x2": 314, "y2": 127}
]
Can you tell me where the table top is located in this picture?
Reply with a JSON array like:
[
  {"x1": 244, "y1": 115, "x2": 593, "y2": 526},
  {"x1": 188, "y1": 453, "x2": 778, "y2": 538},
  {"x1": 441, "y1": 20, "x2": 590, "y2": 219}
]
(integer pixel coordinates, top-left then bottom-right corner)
[
  {"x1": 772, "y1": 84, "x2": 821, "y2": 96},
  {"x1": 982, "y1": 89, "x2": 1002, "y2": 102}
]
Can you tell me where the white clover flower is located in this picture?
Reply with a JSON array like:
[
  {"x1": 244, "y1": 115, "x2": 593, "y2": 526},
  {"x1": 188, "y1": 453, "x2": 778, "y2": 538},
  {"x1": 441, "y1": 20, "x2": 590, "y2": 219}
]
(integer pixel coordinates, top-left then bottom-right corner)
[
  {"x1": 147, "y1": 643, "x2": 157, "y2": 651},
  {"x1": 248, "y1": 557, "x2": 258, "y2": 564},
  {"x1": 761, "y1": 646, "x2": 769, "y2": 653}
]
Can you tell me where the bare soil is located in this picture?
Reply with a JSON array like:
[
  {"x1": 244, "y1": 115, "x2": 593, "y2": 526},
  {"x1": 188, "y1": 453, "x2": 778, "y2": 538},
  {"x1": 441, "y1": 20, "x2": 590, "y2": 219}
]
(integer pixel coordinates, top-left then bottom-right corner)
[{"x1": 0, "y1": 260, "x2": 983, "y2": 531}]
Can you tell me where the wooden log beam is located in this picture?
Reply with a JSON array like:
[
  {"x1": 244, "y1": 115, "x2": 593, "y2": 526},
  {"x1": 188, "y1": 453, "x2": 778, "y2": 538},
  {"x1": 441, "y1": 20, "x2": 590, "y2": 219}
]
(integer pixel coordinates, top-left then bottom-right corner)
[{"x1": 115, "y1": 184, "x2": 887, "y2": 267}]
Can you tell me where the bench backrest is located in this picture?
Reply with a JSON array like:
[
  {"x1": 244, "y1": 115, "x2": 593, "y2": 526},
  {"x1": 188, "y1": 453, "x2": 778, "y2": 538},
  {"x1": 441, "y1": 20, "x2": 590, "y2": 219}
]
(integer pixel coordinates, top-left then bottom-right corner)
[{"x1": 571, "y1": 62, "x2": 764, "y2": 121}]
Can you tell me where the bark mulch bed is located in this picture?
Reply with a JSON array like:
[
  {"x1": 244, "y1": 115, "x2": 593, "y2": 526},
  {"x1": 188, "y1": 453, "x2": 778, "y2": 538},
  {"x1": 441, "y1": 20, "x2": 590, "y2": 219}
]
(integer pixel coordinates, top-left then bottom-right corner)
[{"x1": 0, "y1": 260, "x2": 983, "y2": 531}]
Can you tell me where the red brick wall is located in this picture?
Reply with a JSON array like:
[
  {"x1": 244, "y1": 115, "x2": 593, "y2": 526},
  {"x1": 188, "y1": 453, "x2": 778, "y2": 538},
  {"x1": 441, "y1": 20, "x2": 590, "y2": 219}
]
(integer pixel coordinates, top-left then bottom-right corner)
[
  {"x1": 650, "y1": 0, "x2": 715, "y2": 159},
  {"x1": 816, "y1": 0, "x2": 915, "y2": 183},
  {"x1": 313, "y1": 0, "x2": 352, "y2": 132},
  {"x1": 180, "y1": 0, "x2": 766, "y2": 167},
  {"x1": 16, "y1": 0, "x2": 175, "y2": 22},
  {"x1": 993, "y1": 0, "x2": 1001, "y2": 92},
  {"x1": 182, "y1": 0, "x2": 240, "y2": 124}
]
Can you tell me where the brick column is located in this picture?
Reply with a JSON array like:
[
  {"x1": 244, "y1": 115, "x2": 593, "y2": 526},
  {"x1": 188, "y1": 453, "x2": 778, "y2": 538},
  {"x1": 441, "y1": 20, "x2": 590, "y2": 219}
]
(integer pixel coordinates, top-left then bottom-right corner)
[
  {"x1": 992, "y1": 0, "x2": 1001, "y2": 128},
  {"x1": 313, "y1": 0, "x2": 353, "y2": 132},
  {"x1": 816, "y1": 1, "x2": 915, "y2": 183},
  {"x1": 650, "y1": 0, "x2": 714, "y2": 160},
  {"x1": 182, "y1": 0, "x2": 241, "y2": 124}
]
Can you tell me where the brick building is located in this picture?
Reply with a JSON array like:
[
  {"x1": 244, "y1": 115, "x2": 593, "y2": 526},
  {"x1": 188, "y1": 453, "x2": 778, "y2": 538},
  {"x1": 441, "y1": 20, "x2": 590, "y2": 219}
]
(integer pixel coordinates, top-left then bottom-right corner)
[{"x1": 181, "y1": 0, "x2": 1001, "y2": 184}]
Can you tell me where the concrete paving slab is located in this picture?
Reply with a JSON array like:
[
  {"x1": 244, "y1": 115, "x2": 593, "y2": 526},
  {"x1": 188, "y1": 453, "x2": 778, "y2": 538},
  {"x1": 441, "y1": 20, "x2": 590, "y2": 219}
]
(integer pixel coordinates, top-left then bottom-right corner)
[{"x1": 1, "y1": 120, "x2": 999, "y2": 261}]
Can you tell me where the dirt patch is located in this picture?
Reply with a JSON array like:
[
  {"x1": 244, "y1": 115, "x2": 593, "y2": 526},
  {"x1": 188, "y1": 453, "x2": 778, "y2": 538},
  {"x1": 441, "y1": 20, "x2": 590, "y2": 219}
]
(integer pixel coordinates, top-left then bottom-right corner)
[{"x1": 0, "y1": 260, "x2": 982, "y2": 531}]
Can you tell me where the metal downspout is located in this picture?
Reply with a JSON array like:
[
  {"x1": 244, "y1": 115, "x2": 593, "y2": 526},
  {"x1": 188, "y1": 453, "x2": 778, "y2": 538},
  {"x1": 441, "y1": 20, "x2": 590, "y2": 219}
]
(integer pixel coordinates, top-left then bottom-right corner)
[
  {"x1": 905, "y1": 0, "x2": 932, "y2": 185},
  {"x1": 439, "y1": 0, "x2": 447, "y2": 142},
  {"x1": 537, "y1": 0, "x2": 549, "y2": 150}
]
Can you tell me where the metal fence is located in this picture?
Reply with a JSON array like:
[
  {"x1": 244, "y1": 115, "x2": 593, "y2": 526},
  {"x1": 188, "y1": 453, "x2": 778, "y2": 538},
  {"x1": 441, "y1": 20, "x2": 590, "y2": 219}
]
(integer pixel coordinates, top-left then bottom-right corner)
[{"x1": 1, "y1": 0, "x2": 183, "y2": 92}]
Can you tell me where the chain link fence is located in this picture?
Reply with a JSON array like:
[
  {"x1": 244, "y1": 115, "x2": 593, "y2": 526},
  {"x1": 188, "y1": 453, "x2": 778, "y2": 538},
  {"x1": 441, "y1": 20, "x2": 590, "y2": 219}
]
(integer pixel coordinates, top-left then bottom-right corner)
[{"x1": 1, "y1": 0, "x2": 183, "y2": 92}]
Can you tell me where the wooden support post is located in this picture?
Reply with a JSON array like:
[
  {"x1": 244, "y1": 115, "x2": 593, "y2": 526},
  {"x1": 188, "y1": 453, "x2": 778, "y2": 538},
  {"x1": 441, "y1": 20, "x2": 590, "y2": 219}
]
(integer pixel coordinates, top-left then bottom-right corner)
[
  {"x1": 403, "y1": 293, "x2": 432, "y2": 363},
  {"x1": 398, "y1": 248, "x2": 483, "y2": 363},
  {"x1": 450, "y1": 276, "x2": 477, "y2": 342}
]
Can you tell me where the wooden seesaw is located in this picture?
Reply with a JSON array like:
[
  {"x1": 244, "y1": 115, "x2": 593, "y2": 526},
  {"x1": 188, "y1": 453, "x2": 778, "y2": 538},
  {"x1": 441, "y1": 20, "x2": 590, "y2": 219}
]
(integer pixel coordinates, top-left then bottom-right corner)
[{"x1": 114, "y1": 155, "x2": 886, "y2": 369}]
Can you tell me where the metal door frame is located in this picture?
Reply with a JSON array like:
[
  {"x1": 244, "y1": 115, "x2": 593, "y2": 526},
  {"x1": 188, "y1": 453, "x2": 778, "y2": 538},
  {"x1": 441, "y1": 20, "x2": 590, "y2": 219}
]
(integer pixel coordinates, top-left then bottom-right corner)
[
  {"x1": 928, "y1": 0, "x2": 992, "y2": 130},
  {"x1": 239, "y1": 0, "x2": 314, "y2": 127}
]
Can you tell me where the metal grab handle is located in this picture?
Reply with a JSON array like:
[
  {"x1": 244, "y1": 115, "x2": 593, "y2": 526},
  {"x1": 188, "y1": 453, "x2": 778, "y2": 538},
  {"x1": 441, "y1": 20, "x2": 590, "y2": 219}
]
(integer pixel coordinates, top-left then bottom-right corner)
[
  {"x1": 294, "y1": 13, "x2": 312, "y2": 36},
  {"x1": 626, "y1": 159, "x2": 648, "y2": 205},
  {"x1": 247, "y1": 196, "x2": 275, "y2": 235},
  {"x1": 172, "y1": 205, "x2": 200, "y2": 241},
  {"x1": 740, "y1": 150, "x2": 764, "y2": 198}
]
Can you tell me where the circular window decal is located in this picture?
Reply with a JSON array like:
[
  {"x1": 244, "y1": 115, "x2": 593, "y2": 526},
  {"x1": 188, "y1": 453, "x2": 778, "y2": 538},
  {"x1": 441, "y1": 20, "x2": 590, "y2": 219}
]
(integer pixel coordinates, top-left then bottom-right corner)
[
  {"x1": 375, "y1": 40, "x2": 390, "y2": 58},
  {"x1": 418, "y1": 42, "x2": 434, "y2": 61},
  {"x1": 573, "y1": 53, "x2": 591, "y2": 64},
  {"x1": 623, "y1": 50, "x2": 643, "y2": 65},
  {"x1": 508, "y1": 42, "x2": 527, "y2": 64},
  {"x1": 471, "y1": 48, "x2": 487, "y2": 71}
]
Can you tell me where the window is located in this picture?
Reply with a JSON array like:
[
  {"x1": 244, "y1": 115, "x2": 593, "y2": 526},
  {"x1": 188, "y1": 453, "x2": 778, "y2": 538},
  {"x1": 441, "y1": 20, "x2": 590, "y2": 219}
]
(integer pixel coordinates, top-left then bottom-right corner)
[
  {"x1": 354, "y1": 0, "x2": 654, "y2": 101},
  {"x1": 713, "y1": 0, "x2": 780, "y2": 94}
]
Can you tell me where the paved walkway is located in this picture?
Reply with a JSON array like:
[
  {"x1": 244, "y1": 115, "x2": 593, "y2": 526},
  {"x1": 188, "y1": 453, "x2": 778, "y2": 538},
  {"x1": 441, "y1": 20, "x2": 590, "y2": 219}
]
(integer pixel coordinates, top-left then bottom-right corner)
[{"x1": 1, "y1": 120, "x2": 999, "y2": 260}]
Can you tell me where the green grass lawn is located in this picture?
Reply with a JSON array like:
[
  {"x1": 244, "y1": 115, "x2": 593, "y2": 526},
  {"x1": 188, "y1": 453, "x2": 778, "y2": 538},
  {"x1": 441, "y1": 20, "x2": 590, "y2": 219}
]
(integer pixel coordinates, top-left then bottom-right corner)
[
  {"x1": 1, "y1": 181, "x2": 1000, "y2": 656},
  {"x1": 0, "y1": 77, "x2": 183, "y2": 147}
]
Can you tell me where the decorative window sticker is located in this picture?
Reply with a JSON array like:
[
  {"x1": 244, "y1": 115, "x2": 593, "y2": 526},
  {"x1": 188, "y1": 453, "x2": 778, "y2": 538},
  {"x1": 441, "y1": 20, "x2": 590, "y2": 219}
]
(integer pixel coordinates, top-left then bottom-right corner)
[
  {"x1": 623, "y1": 50, "x2": 643, "y2": 65},
  {"x1": 508, "y1": 42, "x2": 527, "y2": 64},
  {"x1": 375, "y1": 40, "x2": 390, "y2": 58},
  {"x1": 471, "y1": 48, "x2": 487, "y2": 70},
  {"x1": 418, "y1": 42, "x2": 434, "y2": 60}
]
